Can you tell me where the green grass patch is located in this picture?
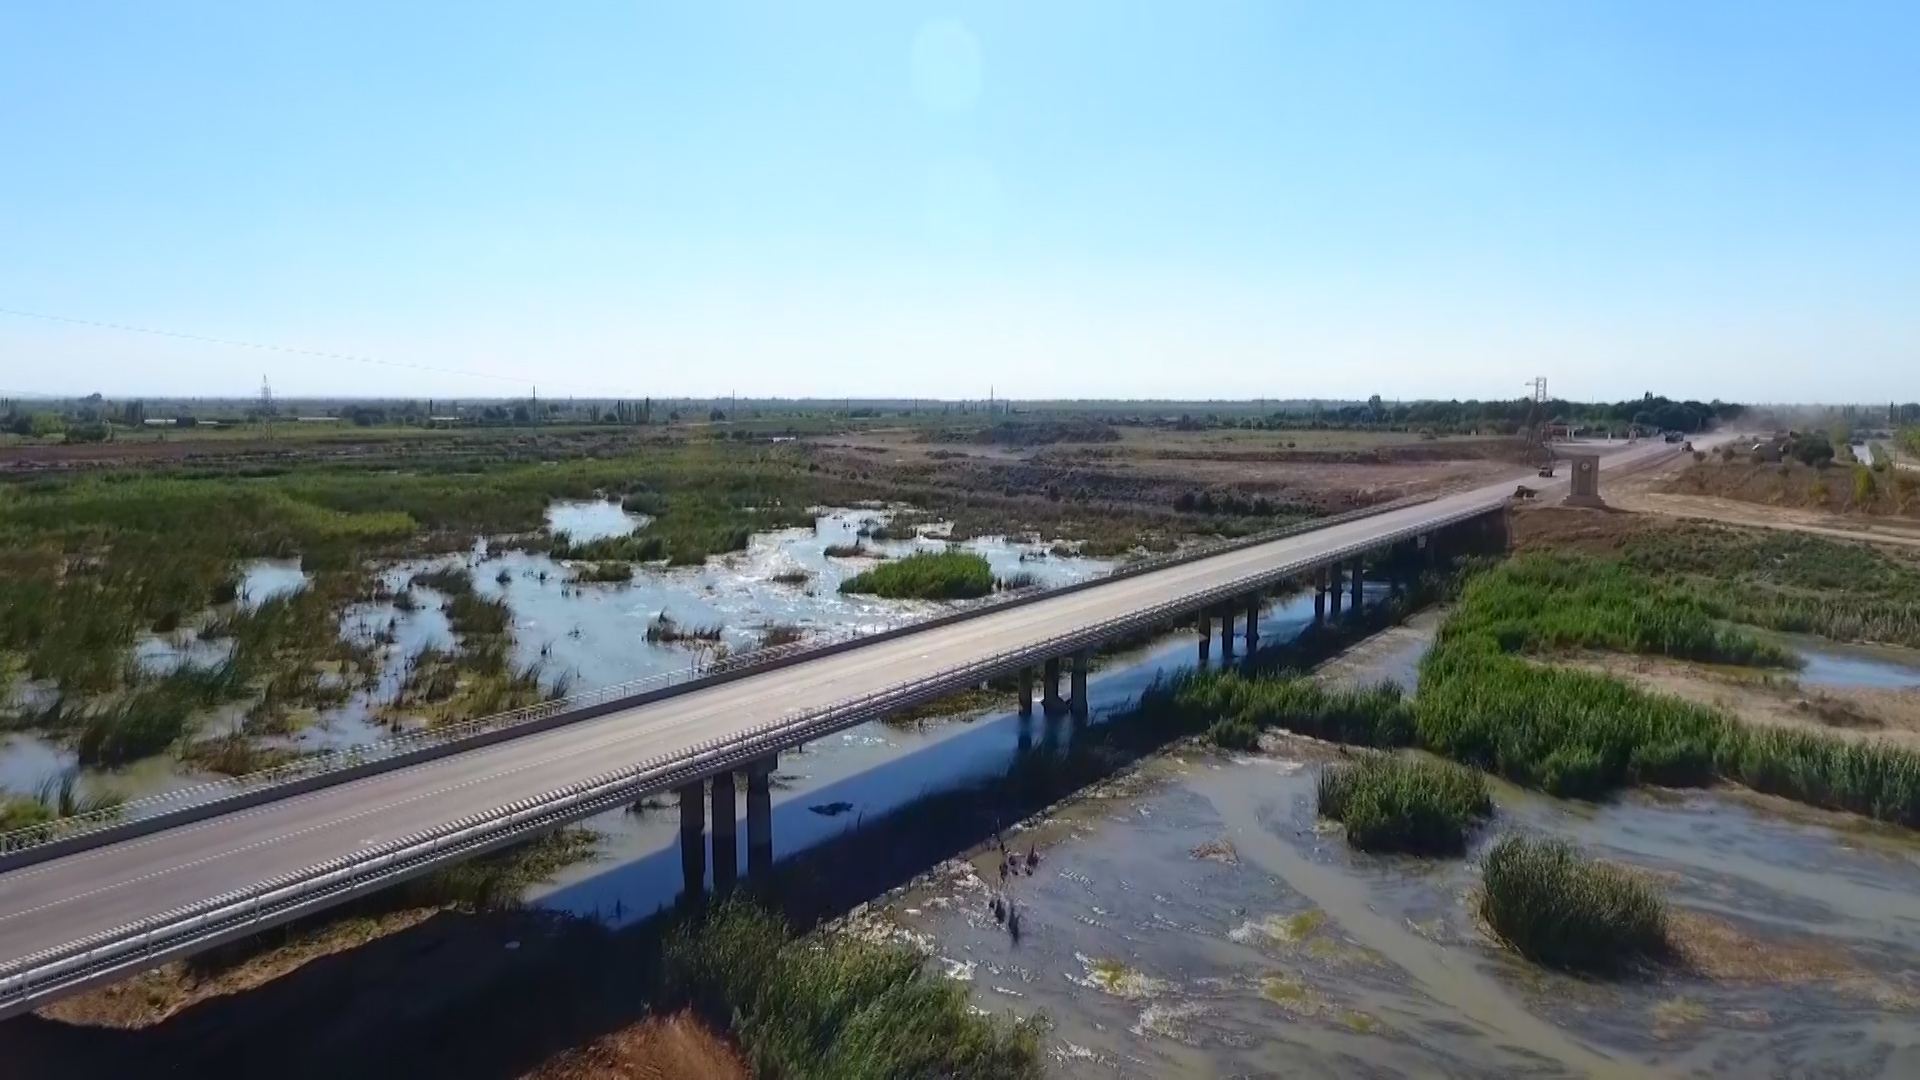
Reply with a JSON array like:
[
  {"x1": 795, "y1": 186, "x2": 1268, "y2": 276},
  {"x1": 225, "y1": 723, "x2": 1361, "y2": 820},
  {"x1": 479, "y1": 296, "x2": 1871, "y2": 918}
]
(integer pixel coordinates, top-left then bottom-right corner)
[
  {"x1": 840, "y1": 551, "x2": 995, "y2": 600},
  {"x1": 1479, "y1": 836, "x2": 1669, "y2": 973},
  {"x1": 663, "y1": 899, "x2": 1045, "y2": 1079},
  {"x1": 1318, "y1": 754, "x2": 1491, "y2": 855}
]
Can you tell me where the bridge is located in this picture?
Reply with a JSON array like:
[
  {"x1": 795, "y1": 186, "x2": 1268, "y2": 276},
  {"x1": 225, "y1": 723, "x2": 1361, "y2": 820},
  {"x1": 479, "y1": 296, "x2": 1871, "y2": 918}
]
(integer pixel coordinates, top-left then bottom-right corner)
[{"x1": 0, "y1": 440, "x2": 1679, "y2": 1018}]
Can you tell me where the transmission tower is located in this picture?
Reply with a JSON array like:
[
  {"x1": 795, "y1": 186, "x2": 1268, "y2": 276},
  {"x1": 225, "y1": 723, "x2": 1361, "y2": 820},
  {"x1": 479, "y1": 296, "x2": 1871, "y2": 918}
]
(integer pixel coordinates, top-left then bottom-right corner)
[
  {"x1": 1521, "y1": 376, "x2": 1551, "y2": 467},
  {"x1": 260, "y1": 375, "x2": 275, "y2": 442}
]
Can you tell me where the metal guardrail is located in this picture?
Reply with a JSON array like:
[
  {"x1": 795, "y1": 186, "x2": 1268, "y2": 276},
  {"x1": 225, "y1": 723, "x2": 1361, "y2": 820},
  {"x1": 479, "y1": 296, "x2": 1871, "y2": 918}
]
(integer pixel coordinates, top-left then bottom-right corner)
[
  {"x1": 0, "y1": 494, "x2": 1509, "y2": 1008},
  {"x1": 0, "y1": 490, "x2": 1457, "y2": 859}
]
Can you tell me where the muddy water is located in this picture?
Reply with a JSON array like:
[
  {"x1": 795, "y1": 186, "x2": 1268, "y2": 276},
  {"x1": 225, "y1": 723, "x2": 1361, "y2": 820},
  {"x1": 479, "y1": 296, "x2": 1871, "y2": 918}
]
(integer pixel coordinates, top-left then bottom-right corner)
[{"x1": 828, "y1": 623, "x2": 1920, "y2": 1077}]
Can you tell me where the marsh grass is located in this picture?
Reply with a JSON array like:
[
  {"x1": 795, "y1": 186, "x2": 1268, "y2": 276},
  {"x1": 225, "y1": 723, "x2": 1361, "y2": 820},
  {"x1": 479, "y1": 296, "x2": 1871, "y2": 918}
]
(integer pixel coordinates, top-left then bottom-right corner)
[
  {"x1": 840, "y1": 551, "x2": 995, "y2": 600},
  {"x1": 1318, "y1": 754, "x2": 1491, "y2": 854},
  {"x1": 663, "y1": 900, "x2": 1045, "y2": 1079},
  {"x1": 645, "y1": 613, "x2": 725, "y2": 645},
  {"x1": 568, "y1": 561, "x2": 634, "y2": 584},
  {"x1": 1479, "y1": 836, "x2": 1669, "y2": 973}
]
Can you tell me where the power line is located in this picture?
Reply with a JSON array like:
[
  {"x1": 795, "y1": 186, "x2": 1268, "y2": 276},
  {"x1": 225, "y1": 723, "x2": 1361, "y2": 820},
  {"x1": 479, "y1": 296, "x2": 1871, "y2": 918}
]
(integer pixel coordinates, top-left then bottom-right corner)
[{"x1": 0, "y1": 305, "x2": 639, "y2": 397}]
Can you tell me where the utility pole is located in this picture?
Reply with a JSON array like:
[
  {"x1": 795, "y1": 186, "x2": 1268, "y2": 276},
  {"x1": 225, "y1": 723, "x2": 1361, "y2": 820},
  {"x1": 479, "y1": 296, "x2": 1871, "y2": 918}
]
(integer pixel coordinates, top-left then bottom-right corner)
[{"x1": 260, "y1": 375, "x2": 274, "y2": 442}]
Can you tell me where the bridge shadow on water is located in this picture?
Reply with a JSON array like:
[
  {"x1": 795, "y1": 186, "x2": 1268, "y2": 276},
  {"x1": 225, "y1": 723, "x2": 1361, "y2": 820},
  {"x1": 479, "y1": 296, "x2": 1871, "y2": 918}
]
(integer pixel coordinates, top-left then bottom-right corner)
[{"x1": 0, "y1": 577, "x2": 1444, "y2": 1079}]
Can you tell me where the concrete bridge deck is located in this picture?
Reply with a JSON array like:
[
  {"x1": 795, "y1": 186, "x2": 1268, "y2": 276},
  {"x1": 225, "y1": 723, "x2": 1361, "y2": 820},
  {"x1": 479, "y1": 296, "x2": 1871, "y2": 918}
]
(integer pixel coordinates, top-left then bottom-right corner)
[{"x1": 0, "y1": 439, "x2": 1681, "y2": 1015}]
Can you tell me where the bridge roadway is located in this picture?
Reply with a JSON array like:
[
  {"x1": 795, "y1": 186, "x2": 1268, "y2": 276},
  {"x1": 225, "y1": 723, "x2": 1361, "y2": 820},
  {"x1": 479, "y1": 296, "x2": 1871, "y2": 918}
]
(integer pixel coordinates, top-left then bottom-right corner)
[{"x1": 0, "y1": 439, "x2": 1680, "y2": 1011}]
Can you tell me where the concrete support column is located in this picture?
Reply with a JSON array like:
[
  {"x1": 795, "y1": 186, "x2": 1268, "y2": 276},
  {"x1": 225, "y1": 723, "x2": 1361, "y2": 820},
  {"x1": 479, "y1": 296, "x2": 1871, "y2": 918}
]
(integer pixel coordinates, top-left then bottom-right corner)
[
  {"x1": 1349, "y1": 559, "x2": 1363, "y2": 609},
  {"x1": 711, "y1": 772, "x2": 738, "y2": 895},
  {"x1": 1219, "y1": 606, "x2": 1236, "y2": 660},
  {"x1": 1069, "y1": 648, "x2": 1090, "y2": 721},
  {"x1": 1018, "y1": 666, "x2": 1035, "y2": 719},
  {"x1": 1197, "y1": 613, "x2": 1212, "y2": 663},
  {"x1": 1244, "y1": 594, "x2": 1261, "y2": 651},
  {"x1": 678, "y1": 781, "x2": 706, "y2": 901},
  {"x1": 1313, "y1": 574, "x2": 1327, "y2": 621},
  {"x1": 747, "y1": 758, "x2": 775, "y2": 878},
  {"x1": 1042, "y1": 656, "x2": 1065, "y2": 714},
  {"x1": 1329, "y1": 567, "x2": 1344, "y2": 617}
]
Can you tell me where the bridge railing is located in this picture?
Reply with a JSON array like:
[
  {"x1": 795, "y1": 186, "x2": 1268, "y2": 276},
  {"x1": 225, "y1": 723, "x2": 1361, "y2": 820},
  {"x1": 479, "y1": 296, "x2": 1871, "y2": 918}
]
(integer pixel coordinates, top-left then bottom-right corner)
[
  {"x1": 0, "y1": 487, "x2": 1479, "y2": 860},
  {"x1": 0, "y1": 495, "x2": 1508, "y2": 1009}
]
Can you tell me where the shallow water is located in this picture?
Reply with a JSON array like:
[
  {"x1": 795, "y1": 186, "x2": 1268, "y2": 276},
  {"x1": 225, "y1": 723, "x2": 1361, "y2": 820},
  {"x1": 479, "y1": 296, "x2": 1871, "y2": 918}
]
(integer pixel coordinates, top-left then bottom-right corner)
[
  {"x1": 0, "y1": 507, "x2": 1109, "y2": 807},
  {"x1": 236, "y1": 558, "x2": 309, "y2": 609},
  {"x1": 1790, "y1": 636, "x2": 1920, "y2": 691},
  {"x1": 545, "y1": 499, "x2": 650, "y2": 542},
  {"x1": 458, "y1": 508, "x2": 1109, "y2": 696}
]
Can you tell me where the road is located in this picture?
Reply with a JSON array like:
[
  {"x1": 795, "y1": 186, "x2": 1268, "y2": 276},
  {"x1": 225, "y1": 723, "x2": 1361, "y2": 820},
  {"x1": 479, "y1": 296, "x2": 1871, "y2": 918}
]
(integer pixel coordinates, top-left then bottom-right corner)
[{"x1": 0, "y1": 439, "x2": 1678, "y2": 989}]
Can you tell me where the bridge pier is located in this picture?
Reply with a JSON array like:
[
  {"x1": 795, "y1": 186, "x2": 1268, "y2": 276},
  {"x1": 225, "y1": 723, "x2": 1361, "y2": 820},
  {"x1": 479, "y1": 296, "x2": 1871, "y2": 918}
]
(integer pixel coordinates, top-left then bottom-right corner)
[
  {"x1": 1018, "y1": 666, "x2": 1034, "y2": 719},
  {"x1": 1329, "y1": 566, "x2": 1344, "y2": 617},
  {"x1": 1349, "y1": 558, "x2": 1363, "y2": 610},
  {"x1": 1244, "y1": 593, "x2": 1261, "y2": 652},
  {"x1": 1313, "y1": 572, "x2": 1327, "y2": 621},
  {"x1": 1042, "y1": 657, "x2": 1065, "y2": 716},
  {"x1": 747, "y1": 756, "x2": 775, "y2": 878},
  {"x1": 1070, "y1": 648, "x2": 1091, "y2": 721},
  {"x1": 712, "y1": 772, "x2": 738, "y2": 895},
  {"x1": 1197, "y1": 613, "x2": 1212, "y2": 663},
  {"x1": 678, "y1": 781, "x2": 706, "y2": 904},
  {"x1": 1219, "y1": 606, "x2": 1236, "y2": 661}
]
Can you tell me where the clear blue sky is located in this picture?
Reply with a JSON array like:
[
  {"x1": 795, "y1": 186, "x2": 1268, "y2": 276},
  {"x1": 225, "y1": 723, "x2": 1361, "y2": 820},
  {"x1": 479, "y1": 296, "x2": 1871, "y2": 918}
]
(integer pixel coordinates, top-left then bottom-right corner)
[{"x1": 2, "y1": 2, "x2": 1914, "y2": 402}]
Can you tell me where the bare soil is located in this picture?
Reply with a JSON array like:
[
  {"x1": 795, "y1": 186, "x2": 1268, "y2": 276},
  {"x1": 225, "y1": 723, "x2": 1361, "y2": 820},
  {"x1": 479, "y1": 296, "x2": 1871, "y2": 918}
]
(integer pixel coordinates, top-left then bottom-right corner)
[
  {"x1": 1603, "y1": 452, "x2": 1920, "y2": 548},
  {"x1": 812, "y1": 425, "x2": 1517, "y2": 518},
  {"x1": 521, "y1": 1011, "x2": 746, "y2": 1080},
  {"x1": 1559, "y1": 651, "x2": 1920, "y2": 749}
]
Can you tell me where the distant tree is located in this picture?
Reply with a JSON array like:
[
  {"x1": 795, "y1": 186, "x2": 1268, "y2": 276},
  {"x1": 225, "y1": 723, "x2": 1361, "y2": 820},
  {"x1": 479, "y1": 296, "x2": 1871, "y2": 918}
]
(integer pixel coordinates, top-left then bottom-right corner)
[
  {"x1": 29, "y1": 413, "x2": 66, "y2": 437},
  {"x1": 122, "y1": 399, "x2": 146, "y2": 426},
  {"x1": 512, "y1": 404, "x2": 532, "y2": 424},
  {"x1": 709, "y1": 408, "x2": 727, "y2": 422},
  {"x1": 1790, "y1": 433, "x2": 1835, "y2": 468}
]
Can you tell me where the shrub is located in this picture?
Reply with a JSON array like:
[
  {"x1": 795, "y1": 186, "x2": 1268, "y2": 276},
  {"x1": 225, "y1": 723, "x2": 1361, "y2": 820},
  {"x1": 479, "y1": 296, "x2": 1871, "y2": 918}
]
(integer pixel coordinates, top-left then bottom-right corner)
[
  {"x1": 1479, "y1": 836, "x2": 1668, "y2": 973},
  {"x1": 1318, "y1": 754, "x2": 1491, "y2": 854}
]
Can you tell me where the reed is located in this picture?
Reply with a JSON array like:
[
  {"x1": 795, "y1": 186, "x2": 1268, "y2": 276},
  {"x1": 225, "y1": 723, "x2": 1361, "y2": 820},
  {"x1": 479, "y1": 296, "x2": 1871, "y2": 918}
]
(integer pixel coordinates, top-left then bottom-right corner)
[
  {"x1": 1479, "y1": 836, "x2": 1668, "y2": 973},
  {"x1": 1317, "y1": 753, "x2": 1491, "y2": 854}
]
